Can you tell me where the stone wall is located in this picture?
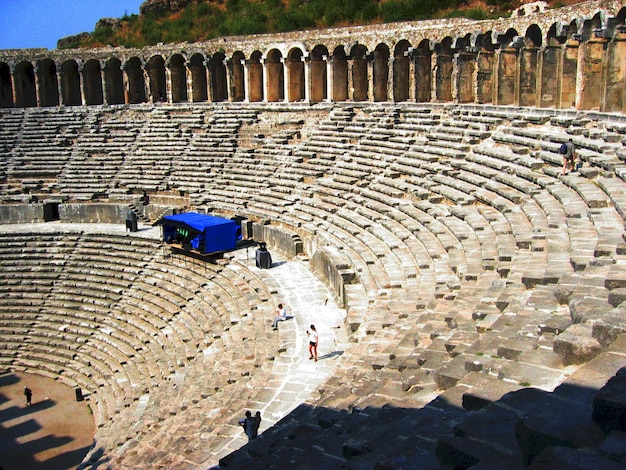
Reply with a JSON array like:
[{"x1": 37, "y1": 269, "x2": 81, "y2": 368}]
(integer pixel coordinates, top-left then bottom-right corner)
[
  {"x1": 0, "y1": 1, "x2": 624, "y2": 111},
  {"x1": 309, "y1": 245, "x2": 357, "y2": 308},
  {"x1": 250, "y1": 221, "x2": 303, "y2": 258},
  {"x1": 0, "y1": 204, "x2": 44, "y2": 224}
]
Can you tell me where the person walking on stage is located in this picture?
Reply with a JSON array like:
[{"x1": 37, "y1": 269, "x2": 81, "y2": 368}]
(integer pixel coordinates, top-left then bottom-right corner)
[
  {"x1": 307, "y1": 325, "x2": 318, "y2": 362},
  {"x1": 24, "y1": 386, "x2": 32, "y2": 406}
]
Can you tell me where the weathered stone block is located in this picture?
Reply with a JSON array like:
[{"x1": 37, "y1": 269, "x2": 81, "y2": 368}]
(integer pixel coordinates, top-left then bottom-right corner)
[
  {"x1": 608, "y1": 288, "x2": 626, "y2": 307},
  {"x1": 553, "y1": 324, "x2": 602, "y2": 366},
  {"x1": 591, "y1": 307, "x2": 626, "y2": 347},
  {"x1": 605, "y1": 266, "x2": 626, "y2": 290},
  {"x1": 569, "y1": 297, "x2": 613, "y2": 324}
]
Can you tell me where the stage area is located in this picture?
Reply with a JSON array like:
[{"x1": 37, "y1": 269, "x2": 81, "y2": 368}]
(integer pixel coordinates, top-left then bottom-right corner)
[{"x1": 0, "y1": 371, "x2": 95, "y2": 470}]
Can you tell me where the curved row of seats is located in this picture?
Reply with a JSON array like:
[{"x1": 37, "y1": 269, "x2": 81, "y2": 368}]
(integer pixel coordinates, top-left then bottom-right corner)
[
  {"x1": 214, "y1": 105, "x2": 626, "y2": 467},
  {"x1": 2, "y1": 102, "x2": 626, "y2": 467},
  {"x1": 0, "y1": 230, "x2": 285, "y2": 466}
]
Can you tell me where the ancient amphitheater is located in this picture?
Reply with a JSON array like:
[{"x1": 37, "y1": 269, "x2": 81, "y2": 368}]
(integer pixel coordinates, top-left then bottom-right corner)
[{"x1": 1, "y1": 1, "x2": 626, "y2": 469}]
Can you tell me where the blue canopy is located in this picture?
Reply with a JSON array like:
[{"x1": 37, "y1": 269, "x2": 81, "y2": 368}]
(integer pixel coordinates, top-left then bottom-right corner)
[{"x1": 162, "y1": 212, "x2": 241, "y2": 254}]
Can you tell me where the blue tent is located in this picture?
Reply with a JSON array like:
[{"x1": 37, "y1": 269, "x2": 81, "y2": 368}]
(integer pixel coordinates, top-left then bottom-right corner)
[{"x1": 162, "y1": 212, "x2": 241, "y2": 254}]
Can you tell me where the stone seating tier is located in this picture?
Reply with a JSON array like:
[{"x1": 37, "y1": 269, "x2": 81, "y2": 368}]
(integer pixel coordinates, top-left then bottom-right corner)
[
  {"x1": 2, "y1": 103, "x2": 626, "y2": 468},
  {"x1": 0, "y1": 229, "x2": 285, "y2": 462}
]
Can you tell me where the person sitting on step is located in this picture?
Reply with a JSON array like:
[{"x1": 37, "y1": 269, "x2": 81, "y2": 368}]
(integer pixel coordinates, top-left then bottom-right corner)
[{"x1": 272, "y1": 303, "x2": 287, "y2": 330}]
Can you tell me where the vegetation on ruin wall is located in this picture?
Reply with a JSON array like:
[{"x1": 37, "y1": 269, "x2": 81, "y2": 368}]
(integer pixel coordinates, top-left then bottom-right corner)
[{"x1": 61, "y1": 0, "x2": 543, "y2": 49}]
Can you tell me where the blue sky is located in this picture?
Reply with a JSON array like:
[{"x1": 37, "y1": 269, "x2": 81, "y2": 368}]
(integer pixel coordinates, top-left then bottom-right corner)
[{"x1": 0, "y1": 0, "x2": 144, "y2": 50}]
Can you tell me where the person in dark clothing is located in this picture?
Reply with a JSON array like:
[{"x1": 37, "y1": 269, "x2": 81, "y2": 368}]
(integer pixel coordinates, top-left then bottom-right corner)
[
  {"x1": 239, "y1": 410, "x2": 262, "y2": 441},
  {"x1": 126, "y1": 210, "x2": 138, "y2": 232},
  {"x1": 24, "y1": 386, "x2": 32, "y2": 406},
  {"x1": 561, "y1": 138, "x2": 577, "y2": 175}
]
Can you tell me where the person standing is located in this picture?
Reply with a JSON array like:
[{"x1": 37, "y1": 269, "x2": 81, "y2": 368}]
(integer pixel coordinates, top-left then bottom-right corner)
[
  {"x1": 24, "y1": 386, "x2": 32, "y2": 406},
  {"x1": 239, "y1": 410, "x2": 261, "y2": 441},
  {"x1": 252, "y1": 411, "x2": 262, "y2": 439},
  {"x1": 307, "y1": 325, "x2": 318, "y2": 362}
]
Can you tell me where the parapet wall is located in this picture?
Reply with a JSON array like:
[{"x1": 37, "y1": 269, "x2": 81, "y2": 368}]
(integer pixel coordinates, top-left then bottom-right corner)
[{"x1": 0, "y1": 1, "x2": 624, "y2": 111}]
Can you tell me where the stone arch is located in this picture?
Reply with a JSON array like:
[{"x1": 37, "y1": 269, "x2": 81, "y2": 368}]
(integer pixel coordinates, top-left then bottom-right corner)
[
  {"x1": 61, "y1": 60, "x2": 81, "y2": 106},
  {"x1": 14, "y1": 61, "x2": 36, "y2": 108},
  {"x1": 266, "y1": 49, "x2": 284, "y2": 102},
  {"x1": 105, "y1": 58, "x2": 124, "y2": 105},
  {"x1": 566, "y1": 18, "x2": 581, "y2": 39},
  {"x1": 476, "y1": 32, "x2": 496, "y2": 104},
  {"x1": 519, "y1": 24, "x2": 542, "y2": 107},
  {"x1": 587, "y1": 11, "x2": 607, "y2": 32},
  {"x1": 373, "y1": 43, "x2": 390, "y2": 102},
  {"x1": 230, "y1": 51, "x2": 245, "y2": 102},
  {"x1": 309, "y1": 45, "x2": 328, "y2": 103},
  {"x1": 248, "y1": 51, "x2": 263, "y2": 102},
  {"x1": 393, "y1": 40, "x2": 411, "y2": 102},
  {"x1": 287, "y1": 47, "x2": 305, "y2": 102},
  {"x1": 126, "y1": 57, "x2": 146, "y2": 104},
  {"x1": 169, "y1": 54, "x2": 187, "y2": 103},
  {"x1": 415, "y1": 39, "x2": 432, "y2": 102},
  {"x1": 496, "y1": 28, "x2": 519, "y2": 106},
  {"x1": 210, "y1": 52, "x2": 228, "y2": 102},
  {"x1": 332, "y1": 46, "x2": 348, "y2": 102},
  {"x1": 546, "y1": 23, "x2": 567, "y2": 46},
  {"x1": 0, "y1": 62, "x2": 13, "y2": 108},
  {"x1": 350, "y1": 44, "x2": 368, "y2": 102},
  {"x1": 435, "y1": 37, "x2": 453, "y2": 102},
  {"x1": 37, "y1": 58, "x2": 59, "y2": 107},
  {"x1": 525, "y1": 24, "x2": 543, "y2": 48},
  {"x1": 84, "y1": 59, "x2": 103, "y2": 105},
  {"x1": 189, "y1": 53, "x2": 208, "y2": 102},
  {"x1": 147, "y1": 55, "x2": 166, "y2": 103}
]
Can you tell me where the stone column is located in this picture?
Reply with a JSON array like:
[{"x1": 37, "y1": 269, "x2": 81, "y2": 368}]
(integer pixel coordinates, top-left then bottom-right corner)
[
  {"x1": 142, "y1": 64, "x2": 150, "y2": 103},
  {"x1": 223, "y1": 58, "x2": 232, "y2": 102},
  {"x1": 430, "y1": 48, "x2": 438, "y2": 102},
  {"x1": 165, "y1": 64, "x2": 172, "y2": 103},
  {"x1": 514, "y1": 45, "x2": 522, "y2": 106},
  {"x1": 206, "y1": 60, "x2": 214, "y2": 103},
  {"x1": 33, "y1": 64, "x2": 41, "y2": 107},
  {"x1": 367, "y1": 52, "x2": 374, "y2": 102},
  {"x1": 185, "y1": 65, "x2": 193, "y2": 102},
  {"x1": 262, "y1": 56, "x2": 268, "y2": 102},
  {"x1": 282, "y1": 56, "x2": 289, "y2": 102},
  {"x1": 55, "y1": 64, "x2": 63, "y2": 107},
  {"x1": 451, "y1": 51, "x2": 459, "y2": 103},
  {"x1": 7, "y1": 62, "x2": 16, "y2": 106},
  {"x1": 347, "y1": 57, "x2": 354, "y2": 101},
  {"x1": 100, "y1": 60, "x2": 109, "y2": 105},
  {"x1": 408, "y1": 48, "x2": 415, "y2": 102},
  {"x1": 77, "y1": 60, "x2": 87, "y2": 105},
  {"x1": 120, "y1": 62, "x2": 129, "y2": 104},
  {"x1": 324, "y1": 55, "x2": 333, "y2": 102},
  {"x1": 242, "y1": 59, "x2": 250, "y2": 103},
  {"x1": 57, "y1": 68, "x2": 65, "y2": 106},
  {"x1": 303, "y1": 54, "x2": 310, "y2": 103},
  {"x1": 387, "y1": 55, "x2": 393, "y2": 102}
]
